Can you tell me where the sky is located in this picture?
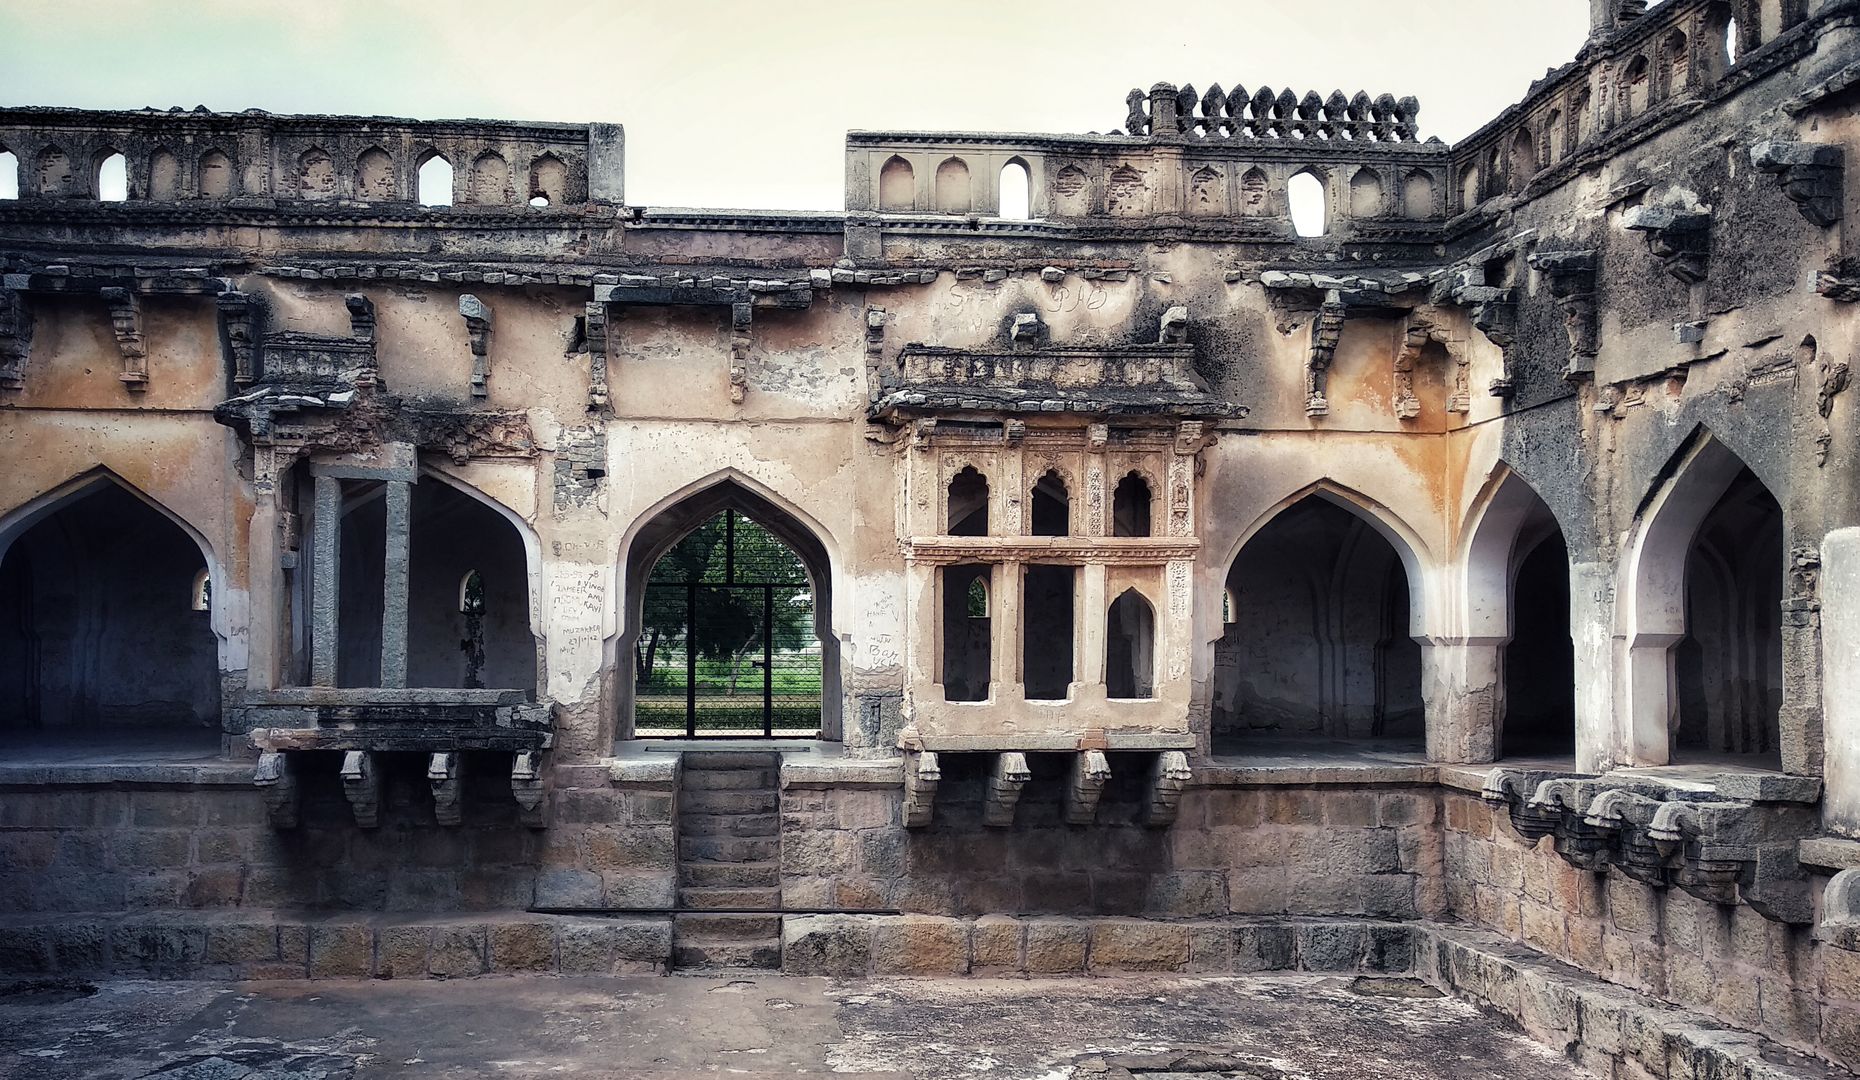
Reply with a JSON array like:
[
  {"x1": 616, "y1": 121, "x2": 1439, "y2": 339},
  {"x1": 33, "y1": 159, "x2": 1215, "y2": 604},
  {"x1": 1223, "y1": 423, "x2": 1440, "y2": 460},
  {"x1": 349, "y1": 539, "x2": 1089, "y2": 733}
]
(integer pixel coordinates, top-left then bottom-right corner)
[{"x1": 0, "y1": 1, "x2": 1591, "y2": 212}]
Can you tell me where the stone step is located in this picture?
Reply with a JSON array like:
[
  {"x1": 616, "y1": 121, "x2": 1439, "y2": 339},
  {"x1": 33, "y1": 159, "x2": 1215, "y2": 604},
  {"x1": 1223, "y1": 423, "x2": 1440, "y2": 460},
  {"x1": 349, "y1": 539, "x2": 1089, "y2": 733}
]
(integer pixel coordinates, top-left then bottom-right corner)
[
  {"x1": 680, "y1": 789, "x2": 779, "y2": 815},
  {"x1": 671, "y1": 939, "x2": 781, "y2": 971},
  {"x1": 678, "y1": 812, "x2": 779, "y2": 838},
  {"x1": 675, "y1": 912, "x2": 783, "y2": 939},
  {"x1": 680, "y1": 768, "x2": 776, "y2": 791},
  {"x1": 680, "y1": 752, "x2": 782, "y2": 771},
  {"x1": 679, "y1": 886, "x2": 782, "y2": 910},
  {"x1": 679, "y1": 834, "x2": 780, "y2": 863},
  {"x1": 683, "y1": 860, "x2": 781, "y2": 889}
]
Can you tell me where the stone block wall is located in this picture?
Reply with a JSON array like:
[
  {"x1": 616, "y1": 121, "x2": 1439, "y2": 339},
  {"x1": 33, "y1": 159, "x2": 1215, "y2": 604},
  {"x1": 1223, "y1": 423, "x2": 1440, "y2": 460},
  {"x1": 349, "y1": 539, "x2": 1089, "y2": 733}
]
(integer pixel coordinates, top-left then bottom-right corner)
[
  {"x1": 782, "y1": 759, "x2": 1443, "y2": 921},
  {"x1": 1441, "y1": 790, "x2": 1860, "y2": 1072}
]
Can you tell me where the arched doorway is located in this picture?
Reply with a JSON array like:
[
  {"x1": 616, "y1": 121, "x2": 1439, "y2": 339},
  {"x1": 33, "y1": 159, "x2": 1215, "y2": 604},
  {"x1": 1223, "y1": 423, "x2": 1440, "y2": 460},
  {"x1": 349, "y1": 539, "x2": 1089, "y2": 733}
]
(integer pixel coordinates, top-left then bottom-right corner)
[
  {"x1": 1213, "y1": 495, "x2": 1424, "y2": 750},
  {"x1": 0, "y1": 477, "x2": 220, "y2": 745},
  {"x1": 621, "y1": 480, "x2": 837, "y2": 740}
]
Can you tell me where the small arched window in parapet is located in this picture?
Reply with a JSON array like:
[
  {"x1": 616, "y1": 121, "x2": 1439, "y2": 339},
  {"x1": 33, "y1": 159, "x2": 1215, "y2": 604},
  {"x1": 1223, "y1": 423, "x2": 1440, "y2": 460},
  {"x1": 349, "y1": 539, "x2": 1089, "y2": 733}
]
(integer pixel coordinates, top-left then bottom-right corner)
[
  {"x1": 1051, "y1": 163, "x2": 1088, "y2": 216},
  {"x1": 96, "y1": 150, "x2": 128, "y2": 202},
  {"x1": 1659, "y1": 29, "x2": 1690, "y2": 99},
  {"x1": 354, "y1": 146, "x2": 394, "y2": 200},
  {"x1": 1458, "y1": 166, "x2": 1479, "y2": 212},
  {"x1": 1621, "y1": 55, "x2": 1651, "y2": 120},
  {"x1": 966, "y1": 576, "x2": 989, "y2": 619},
  {"x1": 1112, "y1": 472, "x2": 1153, "y2": 537},
  {"x1": 998, "y1": 159, "x2": 1030, "y2": 220},
  {"x1": 878, "y1": 155, "x2": 915, "y2": 211},
  {"x1": 1484, "y1": 146, "x2": 1505, "y2": 200},
  {"x1": 935, "y1": 157, "x2": 970, "y2": 213},
  {"x1": 470, "y1": 151, "x2": 508, "y2": 204},
  {"x1": 1571, "y1": 87, "x2": 1595, "y2": 148},
  {"x1": 297, "y1": 147, "x2": 336, "y2": 200},
  {"x1": 1240, "y1": 167, "x2": 1270, "y2": 216},
  {"x1": 1348, "y1": 166, "x2": 1383, "y2": 218},
  {"x1": 0, "y1": 148, "x2": 17, "y2": 200},
  {"x1": 36, "y1": 145, "x2": 73, "y2": 197},
  {"x1": 459, "y1": 569, "x2": 485, "y2": 615},
  {"x1": 1031, "y1": 469, "x2": 1070, "y2": 537},
  {"x1": 148, "y1": 148, "x2": 180, "y2": 200},
  {"x1": 1402, "y1": 169, "x2": 1436, "y2": 218},
  {"x1": 1703, "y1": 2, "x2": 1737, "y2": 75},
  {"x1": 197, "y1": 149, "x2": 233, "y2": 199},
  {"x1": 416, "y1": 151, "x2": 453, "y2": 207},
  {"x1": 529, "y1": 153, "x2": 566, "y2": 208},
  {"x1": 1288, "y1": 169, "x2": 1326, "y2": 237},
  {"x1": 948, "y1": 466, "x2": 989, "y2": 536},
  {"x1": 1726, "y1": 16, "x2": 1741, "y2": 65},
  {"x1": 1544, "y1": 110, "x2": 1566, "y2": 165},
  {"x1": 1507, "y1": 127, "x2": 1536, "y2": 194},
  {"x1": 1222, "y1": 586, "x2": 1237, "y2": 626},
  {"x1": 190, "y1": 567, "x2": 211, "y2": 613}
]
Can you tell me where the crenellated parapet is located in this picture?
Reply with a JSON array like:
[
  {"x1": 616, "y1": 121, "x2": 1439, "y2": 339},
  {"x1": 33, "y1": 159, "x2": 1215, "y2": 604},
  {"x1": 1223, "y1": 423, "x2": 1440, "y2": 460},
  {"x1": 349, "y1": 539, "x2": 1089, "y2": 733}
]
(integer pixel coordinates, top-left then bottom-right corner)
[
  {"x1": 1122, "y1": 83, "x2": 1422, "y2": 143},
  {"x1": 1481, "y1": 767, "x2": 1822, "y2": 925},
  {"x1": 0, "y1": 105, "x2": 622, "y2": 210}
]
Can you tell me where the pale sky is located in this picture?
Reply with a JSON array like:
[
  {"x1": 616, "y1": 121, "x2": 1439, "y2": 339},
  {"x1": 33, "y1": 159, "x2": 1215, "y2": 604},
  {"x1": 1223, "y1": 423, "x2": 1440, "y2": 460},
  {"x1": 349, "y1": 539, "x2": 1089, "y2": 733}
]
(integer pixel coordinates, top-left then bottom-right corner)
[{"x1": 0, "y1": 1, "x2": 1589, "y2": 212}]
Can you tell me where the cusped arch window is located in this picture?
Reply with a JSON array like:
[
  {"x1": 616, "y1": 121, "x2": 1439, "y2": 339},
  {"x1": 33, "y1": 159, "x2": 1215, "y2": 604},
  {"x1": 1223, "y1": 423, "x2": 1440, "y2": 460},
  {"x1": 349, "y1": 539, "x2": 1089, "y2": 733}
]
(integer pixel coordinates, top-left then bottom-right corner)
[
  {"x1": 1112, "y1": 472, "x2": 1152, "y2": 537},
  {"x1": 948, "y1": 466, "x2": 989, "y2": 536},
  {"x1": 1031, "y1": 469, "x2": 1070, "y2": 537}
]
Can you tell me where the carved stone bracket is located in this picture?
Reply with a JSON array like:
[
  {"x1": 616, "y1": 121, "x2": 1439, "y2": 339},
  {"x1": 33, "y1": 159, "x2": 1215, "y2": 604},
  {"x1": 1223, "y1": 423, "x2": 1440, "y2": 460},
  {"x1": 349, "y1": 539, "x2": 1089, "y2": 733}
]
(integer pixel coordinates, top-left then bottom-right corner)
[
  {"x1": 865, "y1": 306, "x2": 888, "y2": 401},
  {"x1": 1623, "y1": 203, "x2": 1712, "y2": 285},
  {"x1": 428, "y1": 751, "x2": 463, "y2": 826},
  {"x1": 344, "y1": 294, "x2": 380, "y2": 387},
  {"x1": 0, "y1": 288, "x2": 33, "y2": 392},
  {"x1": 730, "y1": 302, "x2": 752, "y2": 403},
  {"x1": 1159, "y1": 305, "x2": 1189, "y2": 345},
  {"x1": 99, "y1": 287, "x2": 147, "y2": 388},
  {"x1": 985, "y1": 751, "x2": 1032, "y2": 828},
  {"x1": 1482, "y1": 768, "x2": 1816, "y2": 924},
  {"x1": 510, "y1": 750, "x2": 548, "y2": 829},
  {"x1": 902, "y1": 750, "x2": 941, "y2": 828},
  {"x1": 1529, "y1": 250, "x2": 1600, "y2": 381},
  {"x1": 1458, "y1": 286, "x2": 1518, "y2": 398},
  {"x1": 1064, "y1": 749, "x2": 1113, "y2": 826},
  {"x1": 1751, "y1": 141, "x2": 1843, "y2": 227},
  {"x1": 253, "y1": 750, "x2": 300, "y2": 829},
  {"x1": 584, "y1": 301, "x2": 611, "y2": 413},
  {"x1": 216, "y1": 291, "x2": 266, "y2": 387},
  {"x1": 1144, "y1": 750, "x2": 1192, "y2": 827},
  {"x1": 340, "y1": 749, "x2": 382, "y2": 829},
  {"x1": 458, "y1": 294, "x2": 494, "y2": 398},
  {"x1": 1392, "y1": 315, "x2": 1442, "y2": 420},
  {"x1": 1306, "y1": 298, "x2": 1347, "y2": 417}
]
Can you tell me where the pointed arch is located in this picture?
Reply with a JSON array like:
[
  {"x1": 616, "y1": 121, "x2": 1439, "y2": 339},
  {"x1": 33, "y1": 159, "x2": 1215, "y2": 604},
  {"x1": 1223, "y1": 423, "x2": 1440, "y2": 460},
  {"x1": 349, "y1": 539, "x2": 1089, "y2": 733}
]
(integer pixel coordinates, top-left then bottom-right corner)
[
  {"x1": 528, "y1": 152, "x2": 566, "y2": 207},
  {"x1": 470, "y1": 150, "x2": 509, "y2": 205},
  {"x1": 1401, "y1": 168, "x2": 1437, "y2": 219},
  {"x1": 354, "y1": 146, "x2": 394, "y2": 200},
  {"x1": 1220, "y1": 480, "x2": 1432, "y2": 630},
  {"x1": 0, "y1": 145, "x2": 17, "y2": 200},
  {"x1": 1348, "y1": 165, "x2": 1384, "y2": 218},
  {"x1": 1105, "y1": 588, "x2": 1157, "y2": 700},
  {"x1": 415, "y1": 150, "x2": 453, "y2": 206},
  {"x1": 418, "y1": 464, "x2": 545, "y2": 641},
  {"x1": 297, "y1": 146, "x2": 336, "y2": 200},
  {"x1": 1288, "y1": 168, "x2": 1327, "y2": 236},
  {"x1": 998, "y1": 158, "x2": 1031, "y2": 219},
  {"x1": 878, "y1": 155, "x2": 915, "y2": 211},
  {"x1": 148, "y1": 147, "x2": 180, "y2": 200},
  {"x1": 935, "y1": 156, "x2": 971, "y2": 212},
  {"x1": 196, "y1": 149, "x2": 233, "y2": 199},
  {"x1": 1622, "y1": 427, "x2": 1786, "y2": 766},
  {"x1": 36, "y1": 144, "x2": 74, "y2": 197},
  {"x1": 616, "y1": 470, "x2": 843, "y2": 743}
]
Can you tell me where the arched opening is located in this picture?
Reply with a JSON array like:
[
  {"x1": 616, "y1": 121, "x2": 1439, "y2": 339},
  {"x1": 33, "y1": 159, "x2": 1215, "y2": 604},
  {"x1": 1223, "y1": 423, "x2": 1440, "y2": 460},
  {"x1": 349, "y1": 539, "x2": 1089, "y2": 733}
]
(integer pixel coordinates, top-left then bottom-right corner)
[
  {"x1": 354, "y1": 146, "x2": 394, "y2": 200},
  {"x1": 1464, "y1": 471, "x2": 1576, "y2": 760},
  {"x1": 1625, "y1": 432, "x2": 1786, "y2": 767},
  {"x1": 1726, "y1": 17, "x2": 1741, "y2": 65},
  {"x1": 297, "y1": 147, "x2": 336, "y2": 200},
  {"x1": 1701, "y1": 3, "x2": 1736, "y2": 79},
  {"x1": 1544, "y1": 110, "x2": 1566, "y2": 165},
  {"x1": 1507, "y1": 128, "x2": 1535, "y2": 195},
  {"x1": 1348, "y1": 166, "x2": 1383, "y2": 218},
  {"x1": 1030, "y1": 469, "x2": 1070, "y2": 537},
  {"x1": 470, "y1": 152, "x2": 508, "y2": 205},
  {"x1": 1658, "y1": 30, "x2": 1691, "y2": 99},
  {"x1": 1104, "y1": 589, "x2": 1156, "y2": 700},
  {"x1": 1571, "y1": 88, "x2": 1595, "y2": 148},
  {"x1": 942, "y1": 564, "x2": 992, "y2": 702},
  {"x1": 1402, "y1": 169, "x2": 1436, "y2": 219},
  {"x1": 999, "y1": 159, "x2": 1030, "y2": 220},
  {"x1": 1112, "y1": 472, "x2": 1152, "y2": 538},
  {"x1": 1240, "y1": 167, "x2": 1269, "y2": 215},
  {"x1": 878, "y1": 156, "x2": 915, "y2": 211},
  {"x1": 1459, "y1": 166, "x2": 1480, "y2": 212},
  {"x1": 1023, "y1": 565, "x2": 1075, "y2": 701},
  {"x1": 1621, "y1": 56, "x2": 1652, "y2": 120},
  {"x1": 334, "y1": 477, "x2": 536, "y2": 690},
  {"x1": 948, "y1": 466, "x2": 989, "y2": 536},
  {"x1": 935, "y1": 157, "x2": 970, "y2": 212},
  {"x1": 1288, "y1": 170, "x2": 1326, "y2": 237},
  {"x1": 0, "y1": 478, "x2": 220, "y2": 751},
  {"x1": 197, "y1": 150, "x2": 232, "y2": 199},
  {"x1": 95, "y1": 151, "x2": 127, "y2": 201},
  {"x1": 625, "y1": 488, "x2": 833, "y2": 740},
  {"x1": 416, "y1": 152, "x2": 453, "y2": 207},
  {"x1": 1674, "y1": 468, "x2": 1783, "y2": 764},
  {"x1": 0, "y1": 148, "x2": 16, "y2": 200},
  {"x1": 148, "y1": 148, "x2": 180, "y2": 200},
  {"x1": 1213, "y1": 495, "x2": 1424, "y2": 751},
  {"x1": 529, "y1": 153, "x2": 566, "y2": 207}
]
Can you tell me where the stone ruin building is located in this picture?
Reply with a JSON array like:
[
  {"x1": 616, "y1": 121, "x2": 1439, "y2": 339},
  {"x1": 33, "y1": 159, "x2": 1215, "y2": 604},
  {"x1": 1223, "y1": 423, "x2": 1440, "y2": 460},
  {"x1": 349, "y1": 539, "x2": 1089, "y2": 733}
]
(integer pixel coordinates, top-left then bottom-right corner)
[{"x1": 3, "y1": 0, "x2": 1860, "y2": 1074}]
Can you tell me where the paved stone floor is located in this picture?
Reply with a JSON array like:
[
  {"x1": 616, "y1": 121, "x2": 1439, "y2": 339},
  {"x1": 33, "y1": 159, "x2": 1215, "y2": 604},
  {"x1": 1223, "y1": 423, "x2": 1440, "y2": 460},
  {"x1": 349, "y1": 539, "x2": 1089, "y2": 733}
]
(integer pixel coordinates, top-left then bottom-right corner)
[{"x1": 0, "y1": 973, "x2": 1592, "y2": 1079}]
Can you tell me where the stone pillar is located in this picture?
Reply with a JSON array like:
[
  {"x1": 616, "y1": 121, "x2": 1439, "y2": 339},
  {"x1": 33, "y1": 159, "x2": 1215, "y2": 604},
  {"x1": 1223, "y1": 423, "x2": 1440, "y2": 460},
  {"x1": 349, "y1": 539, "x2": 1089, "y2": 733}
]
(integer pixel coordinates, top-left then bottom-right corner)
[
  {"x1": 1823, "y1": 528, "x2": 1860, "y2": 837},
  {"x1": 310, "y1": 474, "x2": 342, "y2": 687},
  {"x1": 1421, "y1": 638, "x2": 1502, "y2": 764},
  {"x1": 1077, "y1": 563, "x2": 1108, "y2": 704},
  {"x1": 245, "y1": 453, "x2": 284, "y2": 691},
  {"x1": 380, "y1": 479, "x2": 411, "y2": 689},
  {"x1": 1569, "y1": 560, "x2": 1618, "y2": 774},
  {"x1": 992, "y1": 562, "x2": 1023, "y2": 702}
]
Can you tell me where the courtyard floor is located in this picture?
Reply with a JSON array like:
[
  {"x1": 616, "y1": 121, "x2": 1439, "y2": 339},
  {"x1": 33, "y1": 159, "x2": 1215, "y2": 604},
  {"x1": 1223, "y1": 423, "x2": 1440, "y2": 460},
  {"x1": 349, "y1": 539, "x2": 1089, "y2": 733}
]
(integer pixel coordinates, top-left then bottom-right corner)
[{"x1": 0, "y1": 972, "x2": 1591, "y2": 1079}]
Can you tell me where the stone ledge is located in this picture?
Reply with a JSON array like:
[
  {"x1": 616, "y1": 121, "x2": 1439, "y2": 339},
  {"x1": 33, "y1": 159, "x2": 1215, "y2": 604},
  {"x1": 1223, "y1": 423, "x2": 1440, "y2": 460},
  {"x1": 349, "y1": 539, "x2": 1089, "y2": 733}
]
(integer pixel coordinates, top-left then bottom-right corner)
[
  {"x1": 0, "y1": 762, "x2": 256, "y2": 787},
  {"x1": 1803, "y1": 836, "x2": 1860, "y2": 873},
  {"x1": 1197, "y1": 763, "x2": 1436, "y2": 788},
  {"x1": 0, "y1": 912, "x2": 672, "y2": 980},
  {"x1": 780, "y1": 757, "x2": 903, "y2": 789}
]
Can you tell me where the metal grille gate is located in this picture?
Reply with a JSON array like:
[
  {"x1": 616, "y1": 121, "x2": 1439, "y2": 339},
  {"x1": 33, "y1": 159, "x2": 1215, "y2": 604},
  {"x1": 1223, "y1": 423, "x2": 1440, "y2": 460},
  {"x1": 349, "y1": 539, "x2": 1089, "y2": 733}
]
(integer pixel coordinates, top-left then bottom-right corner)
[{"x1": 634, "y1": 510, "x2": 822, "y2": 738}]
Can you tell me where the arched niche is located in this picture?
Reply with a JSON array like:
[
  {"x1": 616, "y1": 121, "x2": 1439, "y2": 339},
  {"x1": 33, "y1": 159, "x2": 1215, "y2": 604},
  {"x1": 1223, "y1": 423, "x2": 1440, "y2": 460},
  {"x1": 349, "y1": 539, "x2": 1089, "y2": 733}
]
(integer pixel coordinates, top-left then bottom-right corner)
[
  {"x1": 148, "y1": 148, "x2": 180, "y2": 200},
  {"x1": 1348, "y1": 166, "x2": 1383, "y2": 218},
  {"x1": 1105, "y1": 588, "x2": 1156, "y2": 700},
  {"x1": 529, "y1": 153, "x2": 566, "y2": 207},
  {"x1": 354, "y1": 146, "x2": 394, "y2": 200},
  {"x1": 297, "y1": 147, "x2": 337, "y2": 200},
  {"x1": 1402, "y1": 169, "x2": 1436, "y2": 219},
  {"x1": 878, "y1": 156, "x2": 915, "y2": 211},
  {"x1": 935, "y1": 157, "x2": 970, "y2": 213},
  {"x1": 471, "y1": 151, "x2": 509, "y2": 205},
  {"x1": 618, "y1": 476, "x2": 842, "y2": 743},
  {"x1": 197, "y1": 149, "x2": 233, "y2": 199},
  {"x1": 1622, "y1": 430, "x2": 1787, "y2": 768},
  {"x1": 0, "y1": 471, "x2": 223, "y2": 746}
]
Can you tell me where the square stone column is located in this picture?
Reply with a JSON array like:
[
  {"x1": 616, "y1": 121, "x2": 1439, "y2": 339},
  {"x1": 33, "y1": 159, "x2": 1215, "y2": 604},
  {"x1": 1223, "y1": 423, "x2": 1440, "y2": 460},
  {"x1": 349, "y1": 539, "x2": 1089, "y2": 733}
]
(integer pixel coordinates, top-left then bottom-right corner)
[
  {"x1": 992, "y1": 562, "x2": 1024, "y2": 702},
  {"x1": 380, "y1": 479, "x2": 412, "y2": 688},
  {"x1": 310, "y1": 474, "x2": 342, "y2": 687},
  {"x1": 1824, "y1": 528, "x2": 1860, "y2": 836}
]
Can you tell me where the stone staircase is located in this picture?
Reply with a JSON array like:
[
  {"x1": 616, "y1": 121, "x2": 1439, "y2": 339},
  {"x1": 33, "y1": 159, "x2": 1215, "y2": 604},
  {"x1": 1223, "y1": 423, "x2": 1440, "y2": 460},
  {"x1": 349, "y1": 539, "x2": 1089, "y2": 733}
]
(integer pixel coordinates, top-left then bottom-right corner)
[{"x1": 671, "y1": 751, "x2": 783, "y2": 971}]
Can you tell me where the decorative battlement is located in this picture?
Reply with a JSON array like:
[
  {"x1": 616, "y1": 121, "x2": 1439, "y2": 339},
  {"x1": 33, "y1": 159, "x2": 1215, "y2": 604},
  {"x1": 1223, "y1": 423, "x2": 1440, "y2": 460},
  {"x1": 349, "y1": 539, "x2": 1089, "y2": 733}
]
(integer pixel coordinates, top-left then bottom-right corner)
[
  {"x1": 0, "y1": 105, "x2": 623, "y2": 208},
  {"x1": 1121, "y1": 83, "x2": 1425, "y2": 143}
]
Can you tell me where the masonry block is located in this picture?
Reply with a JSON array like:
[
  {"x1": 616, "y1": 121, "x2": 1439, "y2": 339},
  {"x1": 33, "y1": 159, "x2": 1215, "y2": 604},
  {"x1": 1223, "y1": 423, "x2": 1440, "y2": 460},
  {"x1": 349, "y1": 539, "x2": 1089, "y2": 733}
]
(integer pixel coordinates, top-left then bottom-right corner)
[
  {"x1": 871, "y1": 914, "x2": 970, "y2": 975},
  {"x1": 1088, "y1": 919, "x2": 1190, "y2": 973}
]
